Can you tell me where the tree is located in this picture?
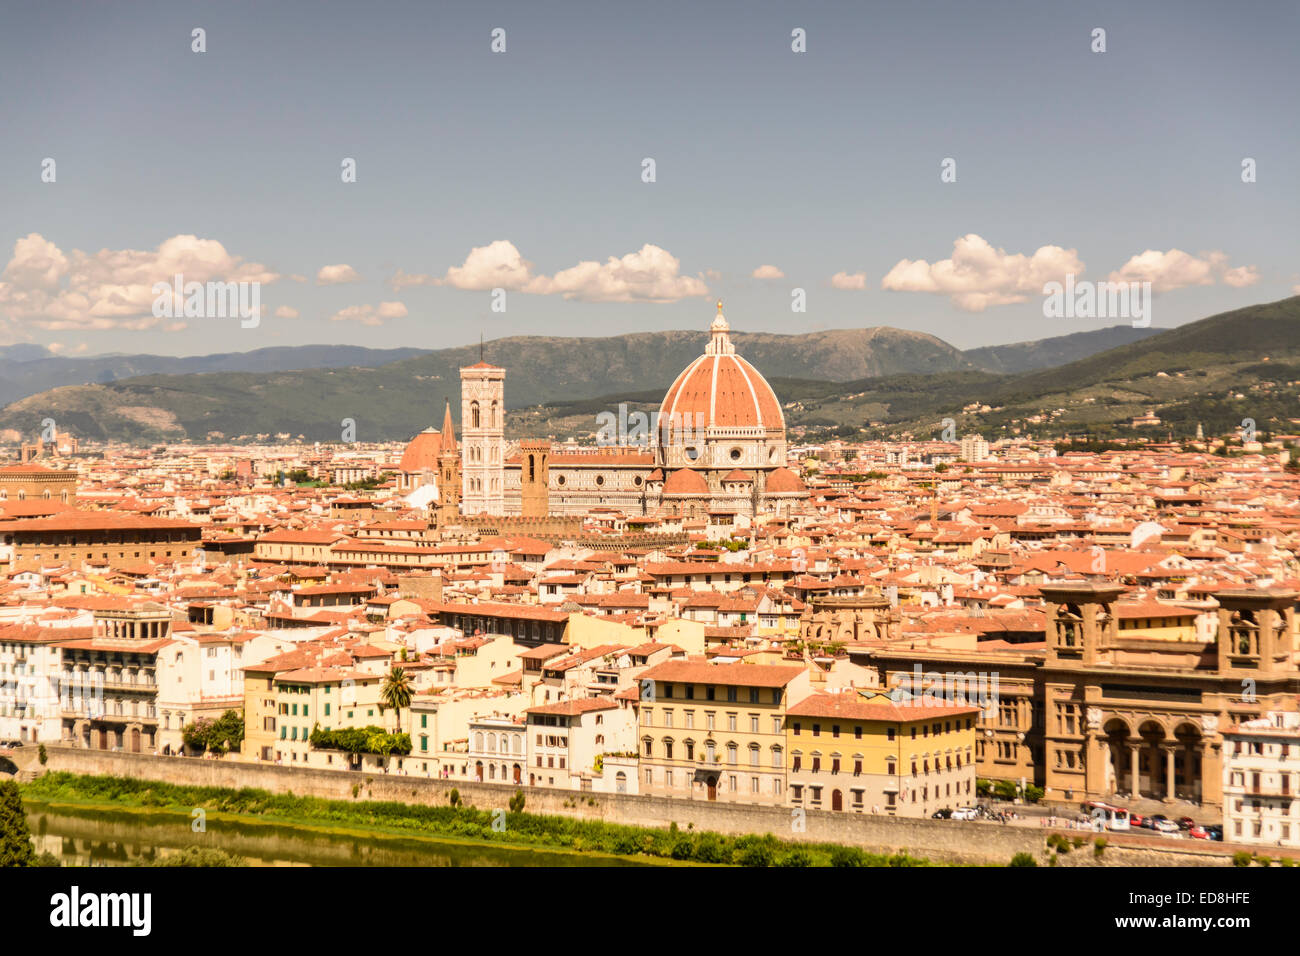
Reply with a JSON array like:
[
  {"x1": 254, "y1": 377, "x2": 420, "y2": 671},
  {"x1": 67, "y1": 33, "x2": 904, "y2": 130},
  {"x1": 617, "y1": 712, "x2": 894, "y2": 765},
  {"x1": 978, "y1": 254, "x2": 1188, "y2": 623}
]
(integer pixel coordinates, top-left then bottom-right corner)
[
  {"x1": 380, "y1": 666, "x2": 414, "y2": 734},
  {"x1": 181, "y1": 718, "x2": 212, "y2": 755},
  {"x1": 207, "y1": 710, "x2": 245, "y2": 755},
  {"x1": 0, "y1": 780, "x2": 36, "y2": 868}
]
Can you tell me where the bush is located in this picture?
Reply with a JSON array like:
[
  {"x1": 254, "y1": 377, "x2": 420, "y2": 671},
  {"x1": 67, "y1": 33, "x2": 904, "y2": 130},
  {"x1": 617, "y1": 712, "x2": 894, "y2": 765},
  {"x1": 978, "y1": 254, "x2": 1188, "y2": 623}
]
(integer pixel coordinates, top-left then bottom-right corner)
[
  {"x1": 449, "y1": 789, "x2": 461, "y2": 808},
  {"x1": 830, "y1": 845, "x2": 868, "y2": 867},
  {"x1": 1046, "y1": 833, "x2": 1071, "y2": 854},
  {"x1": 732, "y1": 834, "x2": 779, "y2": 868},
  {"x1": 508, "y1": 790, "x2": 525, "y2": 813},
  {"x1": 777, "y1": 847, "x2": 814, "y2": 867},
  {"x1": 1009, "y1": 852, "x2": 1038, "y2": 867},
  {"x1": 1024, "y1": 784, "x2": 1044, "y2": 803},
  {"x1": 37, "y1": 744, "x2": 47, "y2": 766},
  {"x1": 1094, "y1": 837, "x2": 1107, "y2": 858},
  {"x1": 1232, "y1": 851, "x2": 1252, "y2": 867}
]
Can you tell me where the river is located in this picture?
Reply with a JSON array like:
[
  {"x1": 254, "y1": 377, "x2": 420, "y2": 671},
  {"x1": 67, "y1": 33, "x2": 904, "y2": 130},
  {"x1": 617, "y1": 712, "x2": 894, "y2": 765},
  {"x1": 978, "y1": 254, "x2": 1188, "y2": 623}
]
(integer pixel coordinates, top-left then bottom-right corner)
[{"x1": 26, "y1": 802, "x2": 658, "y2": 867}]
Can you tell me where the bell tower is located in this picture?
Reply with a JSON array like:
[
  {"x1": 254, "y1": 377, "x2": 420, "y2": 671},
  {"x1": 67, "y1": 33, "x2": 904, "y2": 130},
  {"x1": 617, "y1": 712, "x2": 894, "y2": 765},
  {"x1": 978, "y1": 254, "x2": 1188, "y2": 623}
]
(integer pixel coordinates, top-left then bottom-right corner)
[
  {"x1": 435, "y1": 399, "x2": 460, "y2": 527},
  {"x1": 519, "y1": 440, "x2": 550, "y2": 518},
  {"x1": 460, "y1": 359, "x2": 505, "y2": 516}
]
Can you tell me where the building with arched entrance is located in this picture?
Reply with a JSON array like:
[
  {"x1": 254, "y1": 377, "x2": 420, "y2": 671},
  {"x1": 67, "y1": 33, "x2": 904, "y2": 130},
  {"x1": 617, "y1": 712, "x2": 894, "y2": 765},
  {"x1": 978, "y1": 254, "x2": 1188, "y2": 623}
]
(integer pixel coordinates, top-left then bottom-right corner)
[{"x1": 858, "y1": 584, "x2": 1300, "y2": 813}]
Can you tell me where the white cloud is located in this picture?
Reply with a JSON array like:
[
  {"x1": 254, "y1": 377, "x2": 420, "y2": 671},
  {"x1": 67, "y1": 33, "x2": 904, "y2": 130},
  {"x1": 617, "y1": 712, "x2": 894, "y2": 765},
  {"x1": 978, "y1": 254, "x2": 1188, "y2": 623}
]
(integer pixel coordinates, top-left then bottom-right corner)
[
  {"x1": 1292, "y1": 283, "x2": 1300, "y2": 295},
  {"x1": 0, "y1": 233, "x2": 281, "y2": 332},
  {"x1": 752, "y1": 264, "x2": 785, "y2": 280},
  {"x1": 443, "y1": 240, "x2": 536, "y2": 291},
  {"x1": 390, "y1": 268, "x2": 440, "y2": 290},
  {"x1": 831, "y1": 271, "x2": 867, "y2": 290},
  {"x1": 525, "y1": 244, "x2": 709, "y2": 302},
  {"x1": 273, "y1": 305, "x2": 300, "y2": 319},
  {"x1": 47, "y1": 341, "x2": 88, "y2": 355},
  {"x1": 881, "y1": 234, "x2": 1084, "y2": 311},
  {"x1": 331, "y1": 301, "x2": 408, "y2": 326},
  {"x1": 316, "y1": 264, "x2": 361, "y2": 285},
  {"x1": 1107, "y1": 249, "x2": 1259, "y2": 292},
  {"x1": 398, "y1": 240, "x2": 710, "y2": 303}
]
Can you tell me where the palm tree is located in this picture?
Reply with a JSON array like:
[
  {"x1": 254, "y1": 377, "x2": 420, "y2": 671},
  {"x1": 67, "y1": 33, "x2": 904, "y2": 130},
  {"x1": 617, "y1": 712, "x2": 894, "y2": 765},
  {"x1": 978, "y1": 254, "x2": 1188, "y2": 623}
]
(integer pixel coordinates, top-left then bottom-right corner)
[{"x1": 380, "y1": 666, "x2": 413, "y2": 734}]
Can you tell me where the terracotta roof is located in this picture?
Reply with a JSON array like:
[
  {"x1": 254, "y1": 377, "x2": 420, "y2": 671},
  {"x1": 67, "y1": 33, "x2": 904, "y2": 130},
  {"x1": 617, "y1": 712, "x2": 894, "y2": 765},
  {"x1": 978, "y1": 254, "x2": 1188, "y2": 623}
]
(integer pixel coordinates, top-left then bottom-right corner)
[{"x1": 640, "y1": 659, "x2": 806, "y2": 688}]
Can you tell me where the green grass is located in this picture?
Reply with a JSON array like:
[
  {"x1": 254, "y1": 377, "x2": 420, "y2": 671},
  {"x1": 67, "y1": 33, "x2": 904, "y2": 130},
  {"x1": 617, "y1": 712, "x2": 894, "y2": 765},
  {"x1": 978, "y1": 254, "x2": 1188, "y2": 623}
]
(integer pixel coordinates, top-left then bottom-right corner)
[{"x1": 23, "y1": 772, "x2": 931, "y2": 868}]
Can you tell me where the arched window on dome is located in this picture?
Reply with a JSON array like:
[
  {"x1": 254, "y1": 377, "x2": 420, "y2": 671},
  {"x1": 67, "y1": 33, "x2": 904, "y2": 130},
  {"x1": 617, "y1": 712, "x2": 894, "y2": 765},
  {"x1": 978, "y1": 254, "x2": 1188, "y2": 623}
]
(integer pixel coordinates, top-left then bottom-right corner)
[{"x1": 470, "y1": 401, "x2": 480, "y2": 429}]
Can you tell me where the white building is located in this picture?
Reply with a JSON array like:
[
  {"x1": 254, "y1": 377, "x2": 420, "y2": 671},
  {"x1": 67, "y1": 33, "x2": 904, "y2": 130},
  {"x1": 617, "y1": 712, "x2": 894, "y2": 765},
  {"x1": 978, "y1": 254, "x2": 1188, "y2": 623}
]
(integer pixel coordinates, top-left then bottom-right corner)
[{"x1": 1222, "y1": 711, "x2": 1300, "y2": 847}]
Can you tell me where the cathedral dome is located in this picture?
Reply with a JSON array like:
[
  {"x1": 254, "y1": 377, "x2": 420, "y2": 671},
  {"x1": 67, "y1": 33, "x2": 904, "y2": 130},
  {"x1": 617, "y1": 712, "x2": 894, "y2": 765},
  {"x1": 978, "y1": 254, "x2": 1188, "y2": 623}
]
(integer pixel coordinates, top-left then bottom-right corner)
[
  {"x1": 398, "y1": 428, "x2": 445, "y2": 473},
  {"x1": 659, "y1": 305, "x2": 784, "y2": 432},
  {"x1": 765, "y1": 466, "x2": 807, "y2": 494},
  {"x1": 661, "y1": 467, "x2": 709, "y2": 496}
]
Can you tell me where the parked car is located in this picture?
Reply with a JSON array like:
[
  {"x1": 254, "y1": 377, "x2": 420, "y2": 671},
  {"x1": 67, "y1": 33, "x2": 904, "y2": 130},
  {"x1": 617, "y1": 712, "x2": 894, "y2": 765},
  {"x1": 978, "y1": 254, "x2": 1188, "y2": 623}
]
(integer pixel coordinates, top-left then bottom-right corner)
[
  {"x1": 1137, "y1": 816, "x2": 1158, "y2": 830},
  {"x1": 951, "y1": 806, "x2": 979, "y2": 821},
  {"x1": 1188, "y1": 825, "x2": 1210, "y2": 840},
  {"x1": 1206, "y1": 826, "x2": 1224, "y2": 842},
  {"x1": 931, "y1": 808, "x2": 953, "y2": 819},
  {"x1": 1154, "y1": 818, "x2": 1181, "y2": 834},
  {"x1": 1128, "y1": 813, "x2": 1145, "y2": 828},
  {"x1": 1177, "y1": 816, "x2": 1196, "y2": 830}
]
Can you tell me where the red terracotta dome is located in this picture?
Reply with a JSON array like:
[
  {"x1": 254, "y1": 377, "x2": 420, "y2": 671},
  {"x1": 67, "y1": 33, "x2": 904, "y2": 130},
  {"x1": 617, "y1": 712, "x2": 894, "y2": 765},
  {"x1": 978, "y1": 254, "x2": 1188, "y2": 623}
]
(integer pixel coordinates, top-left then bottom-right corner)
[
  {"x1": 661, "y1": 468, "x2": 709, "y2": 496},
  {"x1": 398, "y1": 428, "x2": 445, "y2": 473},
  {"x1": 721, "y1": 469, "x2": 753, "y2": 483},
  {"x1": 659, "y1": 308, "x2": 784, "y2": 432},
  {"x1": 765, "y1": 466, "x2": 807, "y2": 494}
]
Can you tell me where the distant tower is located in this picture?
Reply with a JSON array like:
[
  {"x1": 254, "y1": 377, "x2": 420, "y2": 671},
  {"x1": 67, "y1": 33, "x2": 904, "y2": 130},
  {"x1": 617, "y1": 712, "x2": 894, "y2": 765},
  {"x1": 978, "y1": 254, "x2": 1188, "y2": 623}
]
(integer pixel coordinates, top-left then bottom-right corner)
[
  {"x1": 435, "y1": 399, "x2": 461, "y2": 527},
  {"x1": 460, "y1": 359, "x2": 506, "y2": 515},
  {"x1": 1196, "y1": 422, "x2": 1204, "y2": 441},
  {"x1": 519, "y1": 440, "x2": 550, "y2": 518}
]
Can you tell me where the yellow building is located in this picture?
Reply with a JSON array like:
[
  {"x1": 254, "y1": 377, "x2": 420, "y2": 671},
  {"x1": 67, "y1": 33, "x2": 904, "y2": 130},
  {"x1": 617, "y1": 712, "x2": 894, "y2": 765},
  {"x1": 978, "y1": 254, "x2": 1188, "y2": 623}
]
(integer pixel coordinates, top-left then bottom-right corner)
[
  {"x1": 636, "y1": 660, "x2": 812, "y2": 805},
  {"x1": 269, "y1": 666, "x2": 383, "y2": 766},
  {"x1": 1113, "y1": 602, "x2": 1201, "y2": 641},
  {"x1": 785, "y1": 690, "x2": 979, "y2": 817}
]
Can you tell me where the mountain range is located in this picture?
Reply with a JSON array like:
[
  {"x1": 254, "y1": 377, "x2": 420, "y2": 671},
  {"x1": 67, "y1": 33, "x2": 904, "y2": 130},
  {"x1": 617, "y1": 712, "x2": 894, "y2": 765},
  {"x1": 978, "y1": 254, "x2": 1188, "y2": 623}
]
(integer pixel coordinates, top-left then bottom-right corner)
[{"x1": 0, "y1": 305, "x2": 1289, "y2": 444}]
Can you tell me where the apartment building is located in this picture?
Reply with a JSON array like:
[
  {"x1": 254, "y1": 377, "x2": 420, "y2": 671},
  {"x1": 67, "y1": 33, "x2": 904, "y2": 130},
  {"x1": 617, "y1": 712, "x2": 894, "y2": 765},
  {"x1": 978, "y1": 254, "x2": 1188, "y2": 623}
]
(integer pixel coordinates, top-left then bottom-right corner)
[
  {"x1": 636, "y1": 660, "x2": 812, "y2": 804},
  {"x1": 1222, "y1": 711, "x2": 1300, "y2": 847},
  {"x1": 786, "y1": 690, "x2": 979, "y2": 817},
  {"x1": 525, "y1": 697, "x2": 635, "y2": 790}
]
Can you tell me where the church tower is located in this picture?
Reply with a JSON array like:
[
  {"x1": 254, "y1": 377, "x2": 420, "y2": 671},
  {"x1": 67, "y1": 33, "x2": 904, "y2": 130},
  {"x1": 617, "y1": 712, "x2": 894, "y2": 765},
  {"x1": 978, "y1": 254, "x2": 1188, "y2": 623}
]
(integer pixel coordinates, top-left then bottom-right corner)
[
  {"x1": 519, "y1": 440, "x2": 550, "y2": 518},
  {"x1": 460, "y1": 360, "x2": 505, "y2": 516},
  {"x1": 435, "y1": 399, "x2": 461, "y2": 527}
]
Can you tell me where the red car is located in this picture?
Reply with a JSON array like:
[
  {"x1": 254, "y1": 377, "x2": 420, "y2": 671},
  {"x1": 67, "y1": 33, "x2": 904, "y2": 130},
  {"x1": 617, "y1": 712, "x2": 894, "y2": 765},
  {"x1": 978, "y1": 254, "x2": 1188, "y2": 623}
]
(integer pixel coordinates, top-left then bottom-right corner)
[
  {"x1": 1178, "y1": 816, "x2": 1196, "y2": 830},
  {"x1": 1128, "y1": 813, "x2": 1145, "y2": 827},
  {"x1": 1188, "y1": 826, "x2": 1210, "y2": 840}
]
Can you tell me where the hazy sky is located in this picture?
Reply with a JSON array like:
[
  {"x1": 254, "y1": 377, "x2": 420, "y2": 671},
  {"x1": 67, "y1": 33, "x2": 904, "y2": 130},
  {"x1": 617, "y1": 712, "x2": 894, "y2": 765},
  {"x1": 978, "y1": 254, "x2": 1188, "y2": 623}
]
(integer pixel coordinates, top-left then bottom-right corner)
[{"x1": 1, "y1": 0, "x2": 1297, "y2": 357}]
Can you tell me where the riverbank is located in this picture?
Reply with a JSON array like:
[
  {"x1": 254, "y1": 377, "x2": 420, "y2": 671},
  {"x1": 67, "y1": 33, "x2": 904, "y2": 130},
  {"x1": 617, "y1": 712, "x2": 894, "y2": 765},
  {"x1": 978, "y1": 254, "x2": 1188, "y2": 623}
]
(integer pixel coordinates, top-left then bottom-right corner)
[{"x1": 22, "y1": 772, "x2": 933, "y2": 867}]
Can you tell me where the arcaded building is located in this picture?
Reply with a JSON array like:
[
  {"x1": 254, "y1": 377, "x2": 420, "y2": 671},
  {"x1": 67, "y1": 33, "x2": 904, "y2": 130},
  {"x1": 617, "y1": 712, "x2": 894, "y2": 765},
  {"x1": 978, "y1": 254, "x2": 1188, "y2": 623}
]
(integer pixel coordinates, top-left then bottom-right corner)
[{"x1": 854, "y1": 584, "x2": 1300, "y2": 813}]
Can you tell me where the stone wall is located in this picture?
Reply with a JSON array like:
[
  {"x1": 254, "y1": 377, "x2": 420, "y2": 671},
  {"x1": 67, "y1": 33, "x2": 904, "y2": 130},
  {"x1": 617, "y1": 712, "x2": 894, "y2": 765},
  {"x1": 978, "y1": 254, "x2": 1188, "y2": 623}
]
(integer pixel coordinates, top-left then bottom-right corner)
[{"x1": 29, "y1": 746, "x2": 1267, "y2": 866}]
